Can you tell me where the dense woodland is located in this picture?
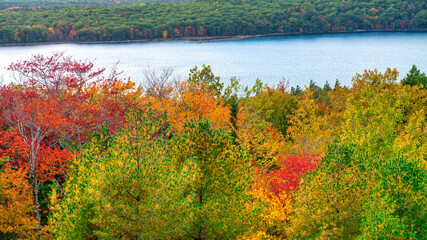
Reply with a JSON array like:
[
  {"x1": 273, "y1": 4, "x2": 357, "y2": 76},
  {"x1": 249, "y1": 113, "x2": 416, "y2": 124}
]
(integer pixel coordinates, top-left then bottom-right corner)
[
  {"x1": 0, "y1": 52, "x2": 427, "y2": 239},
  {"x1": 1, "y1": 0, "x2": 426, "y2": 44},
  {"x1": 0, "y1": 0, "x2": 193, "y2": 10}
]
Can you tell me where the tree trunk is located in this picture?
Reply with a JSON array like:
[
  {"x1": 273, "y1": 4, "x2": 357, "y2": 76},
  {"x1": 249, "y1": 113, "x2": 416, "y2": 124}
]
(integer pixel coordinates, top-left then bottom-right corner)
[{"x1": 31, "y1": 173, "x2": 41, "y2": 235}]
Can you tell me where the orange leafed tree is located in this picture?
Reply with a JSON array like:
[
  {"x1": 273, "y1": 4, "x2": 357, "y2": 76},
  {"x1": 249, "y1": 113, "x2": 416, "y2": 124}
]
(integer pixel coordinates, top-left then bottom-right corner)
[
  {"x1": 140, "y1": 66, "x2": 231, "y2": 134},
  {"x1": 0, "y1": 162, "x2": 37, "y2": 238},
  {"x1": 0, "y1": 130, "x2": 28, "y2": 161},
  {"x1": 164, "y1": 81, "x2": 231, "y2": 133}
]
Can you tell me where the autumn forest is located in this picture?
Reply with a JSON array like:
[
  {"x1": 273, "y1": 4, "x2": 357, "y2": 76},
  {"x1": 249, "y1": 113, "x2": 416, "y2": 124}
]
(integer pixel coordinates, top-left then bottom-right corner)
[
  {"x1": 1, "y1": 0, "x2": 427, "y2": 238},
  {"x1": 1, "y1": 0, "x2": 427, "y2": 44},
  {"x1": 0, "y1": 51, "x2": 426, "y2": 239}
]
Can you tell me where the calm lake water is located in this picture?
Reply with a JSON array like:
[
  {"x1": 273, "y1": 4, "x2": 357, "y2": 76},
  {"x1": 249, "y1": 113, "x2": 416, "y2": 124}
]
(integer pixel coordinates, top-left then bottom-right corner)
[{"x1": 1, "y1": 32, "x2": 427, "y2": 88}]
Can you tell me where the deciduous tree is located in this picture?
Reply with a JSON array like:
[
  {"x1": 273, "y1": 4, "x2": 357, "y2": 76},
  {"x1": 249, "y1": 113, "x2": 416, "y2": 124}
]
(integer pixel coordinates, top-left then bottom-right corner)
[
  {"x1": 290, "y1": 144, "x2": 375, "y2": 239},
  {"x1": 0, "y1": 160, "x2": 37, "y2": 239},
  {"x1": 171, "y1": 119, "x2": 256, "y2": 239},
  {"x1": 50, "y1": 109, "x2": 196, "y2": 239},
  {"x1": 0, "y1": 87, "x2": 71, "y2": 231}
]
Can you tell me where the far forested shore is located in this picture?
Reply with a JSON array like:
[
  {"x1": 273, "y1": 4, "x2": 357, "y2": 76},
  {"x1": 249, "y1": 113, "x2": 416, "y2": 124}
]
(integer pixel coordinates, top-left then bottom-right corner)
[
  {"x1": 1, "y1": 29, "x2": 427, "y2": 46},
  {"x1": 1, "y1": 0, "x2": 426, "y2": 45}
]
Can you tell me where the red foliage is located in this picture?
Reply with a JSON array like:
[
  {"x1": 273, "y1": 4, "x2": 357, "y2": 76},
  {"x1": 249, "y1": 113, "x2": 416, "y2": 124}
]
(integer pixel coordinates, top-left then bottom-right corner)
[
  {"x1": 0, "y1": 53, "x2": 137, "y2": 184},
  {"x1": 0, "y1": 132, "x2": 70, "y2": 184},
  {"x1": 0, "y1": 52, "x2": 134, "y2": 183},
  {"x1": 0, "y1": 52, "x2": 136, "y2": 228},
  {"x1": 68, "y1": 30, "x2": 77, "y2": 40},
  {"x1": 0, "y1": 130, "x2": 28, "y2": 161},
  {"x1": 0, "y1": 88, "x2": 72, "y2": 183},
  {"x1": 7, "y1": 52, "x2": 105, "y2": 97},
  {"x1": 0, "y1": 87, "x2": 72, "y2": 144},
  {"x1": 34, "y1": 146, "x2": 70, "y2": 183},
  {"x1": 268, "y1": 153, "x2": 321, "y2": 196},
  {"x1": 5, "y1": 52, "x2": 131, "y2": 144},
  {"x1": 400, "y1": 20, "x2": 406, "y2": 29}
]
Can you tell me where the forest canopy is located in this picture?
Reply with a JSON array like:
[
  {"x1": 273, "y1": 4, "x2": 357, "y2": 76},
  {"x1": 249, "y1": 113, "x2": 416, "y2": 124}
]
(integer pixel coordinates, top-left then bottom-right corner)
[
  {"x1": 1, "y1": 52, "x2": 427, "y2": 239},
  {"x1": 1, "y1": 0, "x2": 426, "y2": 44}
]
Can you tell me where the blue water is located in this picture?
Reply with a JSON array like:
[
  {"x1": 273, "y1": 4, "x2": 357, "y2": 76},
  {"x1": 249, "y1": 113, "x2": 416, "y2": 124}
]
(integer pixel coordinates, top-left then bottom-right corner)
[{"x1": 1, "y1": 32, "x2": 426, "y2": 88}]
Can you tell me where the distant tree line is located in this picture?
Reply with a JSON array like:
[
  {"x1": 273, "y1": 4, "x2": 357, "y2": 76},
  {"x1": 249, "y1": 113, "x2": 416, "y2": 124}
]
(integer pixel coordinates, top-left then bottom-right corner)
[
  {"x1": 0, "y1": 0, "x2": 193, "y2": 10},
  {"x1": 0, "y1": 0, "x2": 426, "y2": 44}
]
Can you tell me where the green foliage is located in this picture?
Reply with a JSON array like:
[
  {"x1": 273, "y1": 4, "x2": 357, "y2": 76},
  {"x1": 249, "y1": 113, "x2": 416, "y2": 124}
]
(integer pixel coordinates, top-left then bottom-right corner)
[
  {"x1": 341, "y1": 68, "x2": 405, "y2": 159},
  {"x1": 49, "y1": 127, "x2": 115, "y2": 239},
  {"x1": 244, "y1": 85, "x2": 298, "y2": 137},
  {"x1": 401, "y1": 65, "x2": 427, "y2": 88},
  {"x1": 291, "y1": 85, "x2": 303, "y2": 96},
  {"x1": 309, "y1": 80, "x2": 333, "y2": 106},
  {"x1": 292, "y1": 80, "x2": 334, "y2": 105},
  {"x1": 290, "y1": 68, "x2": 427, "y2": 239},
  {"x1": 0, "y1": 0, "x2": 192, "y2": 10},
  {"x1": 1, "y1": 0, "x2": 426, "y2": 44},
  {"x1": 171, "y1": 119, "x2": 257, "y2": 239},
  {"x1": 222, "y1": 76, "x2": 243, "y2": 141},
  {"x1": 0, "y1": 157, "x2": 6, "y2": 169},
  {"x1": 358, "y1": 193, "x2": 417, "y2": 240},
  {"x1": 3, "y1": 60, "x2": 424, "y2": 239},
  {"x1": 290, "y1": 143, "x2": 374, "y2": 239},
  {"x1": 188, "y1": 65, "x2": 224, "y2": 97},
  {"x1": 291, "y1": 146, "x2": 427, "y2": 239},
  {"x1": 51, "y1": 108, "x2": 257, "y2": 239},
  {"x1": 92, "y1": 113, "x2": 196, "y2": 239},
  {"x1": 377, "y1": 156, "x2": 427, "y2": 237},
  {"x1": 356, "y1": 156, "x2": 427, "y2": 239},
  {"x1": 50, "y1": 110, "x2": 197, "y2": 239}
]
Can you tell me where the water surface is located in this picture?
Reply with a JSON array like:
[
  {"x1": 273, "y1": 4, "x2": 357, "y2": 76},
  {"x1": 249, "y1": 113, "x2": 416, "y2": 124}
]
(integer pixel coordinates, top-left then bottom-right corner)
[{"x1": 1, "y1": 32, "x2": 426, "y2": 88}]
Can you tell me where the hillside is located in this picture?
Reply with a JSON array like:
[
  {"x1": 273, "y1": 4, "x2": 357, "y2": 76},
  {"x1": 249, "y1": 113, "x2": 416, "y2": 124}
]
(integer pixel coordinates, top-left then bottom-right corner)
[
  {"x1": 0, "y1": 0, "x2": 192, "y2": 9},
  {"x1": 1, "y1": 0, "x2": 426, "y2": 44}
]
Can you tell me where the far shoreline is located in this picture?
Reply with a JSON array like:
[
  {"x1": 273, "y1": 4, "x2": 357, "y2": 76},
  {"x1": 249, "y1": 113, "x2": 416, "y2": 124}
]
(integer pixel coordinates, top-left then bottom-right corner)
[{"x1": 1, "y1": 29, "x2": 427, "y2": 47}]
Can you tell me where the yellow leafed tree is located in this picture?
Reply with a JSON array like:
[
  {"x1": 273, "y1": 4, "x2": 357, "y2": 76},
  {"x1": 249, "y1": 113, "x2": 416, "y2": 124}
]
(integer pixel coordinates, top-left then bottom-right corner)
[{"x1": 287, "y1": 88, "x2": 331, "y2": 155}]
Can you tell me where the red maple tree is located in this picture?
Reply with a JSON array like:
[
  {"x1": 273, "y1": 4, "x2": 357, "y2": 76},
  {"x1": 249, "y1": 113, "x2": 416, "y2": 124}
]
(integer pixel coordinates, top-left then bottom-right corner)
[{"x1": 268, "y1": 153, "x2": 321, "y2": 196}]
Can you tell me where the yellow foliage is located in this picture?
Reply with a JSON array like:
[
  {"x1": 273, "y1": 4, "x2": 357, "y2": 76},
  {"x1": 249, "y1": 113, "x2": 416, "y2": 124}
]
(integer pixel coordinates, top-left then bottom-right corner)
[
  {"x1": 393, "y1": 109, "x2": 427, "y2": 167},
  {"x1": 327, "y1": 84, "x2": 350, "y2": 136},
  {"x1": 289, "y1": 165, "x2": 374, "y2": 239},
  {"x1": 238, "y1": 170, "x2": 295, "y2": 240},
  {"x1": 339, "y1": 68, "x2": 407, "y2": 159},
  {"x1": 288, "y1": 88, "x2": 331, "y2": 155},
  {"x1": 237, "y1": 106, "x2": 287, "y2": 167}
]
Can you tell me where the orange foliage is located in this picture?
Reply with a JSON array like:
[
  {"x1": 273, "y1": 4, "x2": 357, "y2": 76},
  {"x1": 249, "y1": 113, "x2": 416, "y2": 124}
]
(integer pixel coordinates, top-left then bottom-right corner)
[
  {"x1": 0, "y1": 163, "x2": 37, "y2": 237},
  {"x1": 143, "y1": 81, "x2": 231, "y2": 134},
  {"x1": 243, "y1": 168, "x2": 294, "y2": 239},
  {"x1": 80, "y1": 77, "x2": 139, "y2": 137}
]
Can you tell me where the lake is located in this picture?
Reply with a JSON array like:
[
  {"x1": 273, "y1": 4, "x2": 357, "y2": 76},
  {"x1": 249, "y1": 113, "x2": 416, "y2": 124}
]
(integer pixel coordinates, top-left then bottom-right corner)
[{"x1": 1, "y1": 32, "x2": 427, "y2": 88}]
